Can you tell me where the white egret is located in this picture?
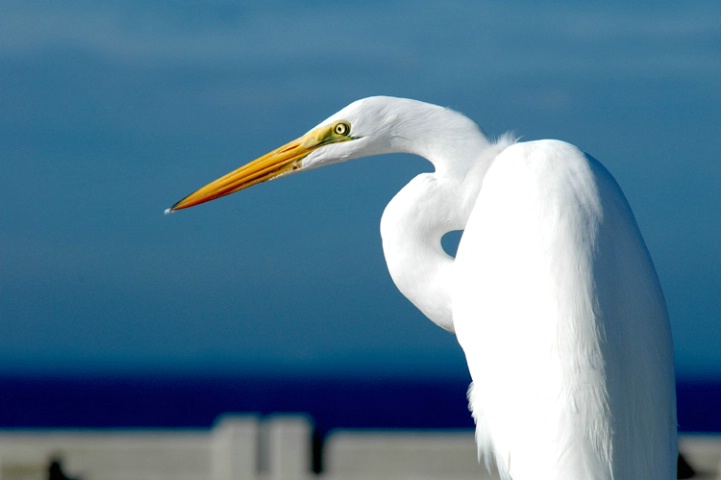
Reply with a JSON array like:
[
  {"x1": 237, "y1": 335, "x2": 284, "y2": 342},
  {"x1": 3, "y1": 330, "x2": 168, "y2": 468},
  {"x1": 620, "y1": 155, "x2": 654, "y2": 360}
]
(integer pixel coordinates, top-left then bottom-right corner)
[{"x1": 166, "y1": 97, "x2": 677, "y2": 479}]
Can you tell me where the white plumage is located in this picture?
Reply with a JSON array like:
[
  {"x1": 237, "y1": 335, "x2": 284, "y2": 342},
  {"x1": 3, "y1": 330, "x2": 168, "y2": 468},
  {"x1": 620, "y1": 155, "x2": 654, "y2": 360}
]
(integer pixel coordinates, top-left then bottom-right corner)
[{"x1": 168, "y1": 96, "x2": 677, "y2": 479}]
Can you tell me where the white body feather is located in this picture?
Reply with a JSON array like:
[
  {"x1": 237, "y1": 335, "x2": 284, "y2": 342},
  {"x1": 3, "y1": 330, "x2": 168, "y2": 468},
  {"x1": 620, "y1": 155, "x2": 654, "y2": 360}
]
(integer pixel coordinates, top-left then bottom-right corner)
[
  {"x1": 454, "y1": 141, "x2": 676, "y2": 479},
  {"x1": 365, "y1": 99, "x2": 676, "y2": 479}
]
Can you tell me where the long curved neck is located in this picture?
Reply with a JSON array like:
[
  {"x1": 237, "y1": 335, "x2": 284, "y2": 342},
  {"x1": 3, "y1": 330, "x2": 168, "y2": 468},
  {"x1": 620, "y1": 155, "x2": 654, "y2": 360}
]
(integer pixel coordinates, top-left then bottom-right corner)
[
  {"x1": 379, "y1": 108, "x2": 511, "y2": 332},
  {"x1": 381, "y1": 175, "x2": 459, "y2": 332}
]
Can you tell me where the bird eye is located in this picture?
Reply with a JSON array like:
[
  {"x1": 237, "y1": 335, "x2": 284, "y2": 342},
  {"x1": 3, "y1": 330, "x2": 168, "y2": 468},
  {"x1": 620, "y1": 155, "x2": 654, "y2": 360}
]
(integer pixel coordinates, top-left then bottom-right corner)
[{"x1": 333, "y1": 122, "x2": 350, "y2": 136}]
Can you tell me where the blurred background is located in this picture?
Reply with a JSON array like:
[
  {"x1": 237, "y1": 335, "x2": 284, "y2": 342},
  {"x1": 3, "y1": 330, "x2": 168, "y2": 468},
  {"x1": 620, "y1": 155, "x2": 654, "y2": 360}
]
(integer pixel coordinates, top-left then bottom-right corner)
[{"x1": 1, "y1": 0, "x2": 718, "y2": 437}]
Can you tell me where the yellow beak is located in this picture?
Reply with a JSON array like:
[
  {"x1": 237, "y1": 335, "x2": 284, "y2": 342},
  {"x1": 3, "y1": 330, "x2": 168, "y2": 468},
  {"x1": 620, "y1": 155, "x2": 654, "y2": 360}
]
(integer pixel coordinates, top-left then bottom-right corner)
[{"x1": 166, "y1": 123, "x2": 350, "y2": 213}]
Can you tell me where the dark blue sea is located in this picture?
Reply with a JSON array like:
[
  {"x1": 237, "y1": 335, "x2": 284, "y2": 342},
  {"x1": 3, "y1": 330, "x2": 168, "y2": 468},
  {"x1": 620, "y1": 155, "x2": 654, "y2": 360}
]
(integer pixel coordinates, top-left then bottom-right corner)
[{"x1": 0, "y1": 374, "x2": 718, "y2": 435}]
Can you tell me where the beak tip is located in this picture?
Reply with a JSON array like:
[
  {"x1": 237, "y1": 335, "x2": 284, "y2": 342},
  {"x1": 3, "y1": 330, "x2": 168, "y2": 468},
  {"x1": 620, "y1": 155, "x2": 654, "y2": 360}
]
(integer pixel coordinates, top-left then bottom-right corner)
[{"x1": 164, "y1": 207, "x2": 175, "y2": 215}]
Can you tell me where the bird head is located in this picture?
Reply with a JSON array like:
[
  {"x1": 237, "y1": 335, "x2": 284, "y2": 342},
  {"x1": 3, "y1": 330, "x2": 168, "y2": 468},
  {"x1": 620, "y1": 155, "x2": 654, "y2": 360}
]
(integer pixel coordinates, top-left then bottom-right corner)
[{"x1": 165, "y1": 96, "x2": 409, "y2": 213}]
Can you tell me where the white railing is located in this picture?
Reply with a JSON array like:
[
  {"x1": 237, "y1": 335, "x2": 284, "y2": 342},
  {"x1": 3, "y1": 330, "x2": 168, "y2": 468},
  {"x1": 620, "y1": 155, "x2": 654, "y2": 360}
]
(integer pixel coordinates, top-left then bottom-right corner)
[{"x1": 0, "y1": 414, "x2": 718, "y2": 480}]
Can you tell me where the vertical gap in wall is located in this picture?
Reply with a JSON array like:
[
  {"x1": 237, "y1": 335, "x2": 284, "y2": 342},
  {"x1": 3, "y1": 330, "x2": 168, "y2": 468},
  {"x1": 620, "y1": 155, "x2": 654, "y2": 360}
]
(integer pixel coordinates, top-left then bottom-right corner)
[
  {"x1": 311, "y1": 430, "x2": 324, "y2": 474},
  {"x1": 257, "y1": 418, "x2": 268, "y2": 475}
]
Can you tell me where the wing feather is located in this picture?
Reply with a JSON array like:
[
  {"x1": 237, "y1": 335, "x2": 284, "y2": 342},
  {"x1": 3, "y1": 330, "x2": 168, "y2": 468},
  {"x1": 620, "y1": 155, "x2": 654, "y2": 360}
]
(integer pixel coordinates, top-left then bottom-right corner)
[{"x1": 453, "y1": 140, "x2": 676, "y2": 479}]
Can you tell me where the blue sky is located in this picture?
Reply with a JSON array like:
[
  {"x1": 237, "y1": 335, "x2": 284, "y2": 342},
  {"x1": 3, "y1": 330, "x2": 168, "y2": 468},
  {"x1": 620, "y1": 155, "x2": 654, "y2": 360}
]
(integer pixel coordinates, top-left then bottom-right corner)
[{"x1": 1, "y1": 1, "x2": 719, "y2": 381}]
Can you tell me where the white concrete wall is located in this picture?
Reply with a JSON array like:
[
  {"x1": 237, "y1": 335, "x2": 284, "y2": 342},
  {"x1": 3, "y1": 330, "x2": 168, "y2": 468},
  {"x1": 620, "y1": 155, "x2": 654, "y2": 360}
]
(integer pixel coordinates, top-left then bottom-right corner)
[
  {"x1": 0, "y1": 414, "x2": 309, "y2": 480},
  {"x1": 0, "y1": 415, "x2": 718, "y2": 480},
  {"x1": 323, "y1": 429, "x2": 498, "y2": 480}
]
